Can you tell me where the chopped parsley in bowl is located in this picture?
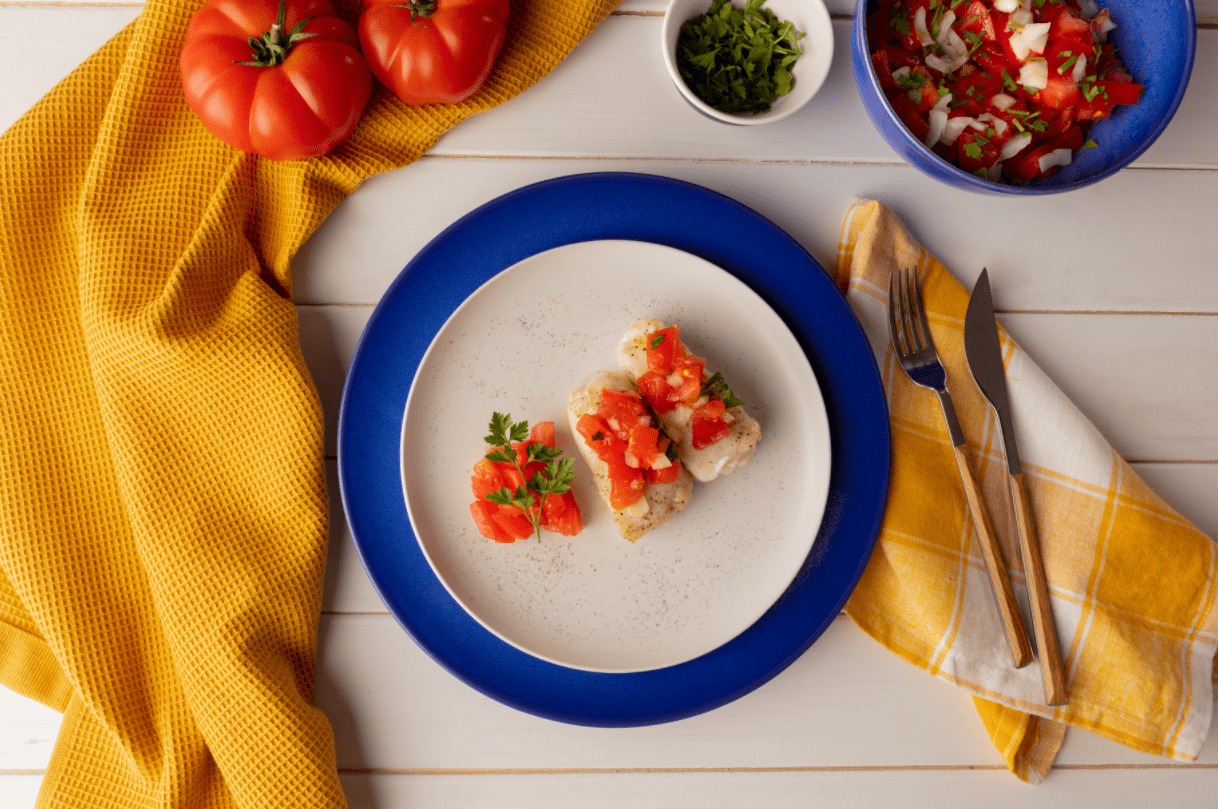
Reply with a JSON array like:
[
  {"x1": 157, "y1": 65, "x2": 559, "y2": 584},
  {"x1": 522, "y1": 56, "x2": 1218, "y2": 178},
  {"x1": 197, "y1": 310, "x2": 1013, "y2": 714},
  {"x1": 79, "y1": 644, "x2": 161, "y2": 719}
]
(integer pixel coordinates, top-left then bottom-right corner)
[{"x1": 662, "y1": 0, "x2": 834, "y2": 125}]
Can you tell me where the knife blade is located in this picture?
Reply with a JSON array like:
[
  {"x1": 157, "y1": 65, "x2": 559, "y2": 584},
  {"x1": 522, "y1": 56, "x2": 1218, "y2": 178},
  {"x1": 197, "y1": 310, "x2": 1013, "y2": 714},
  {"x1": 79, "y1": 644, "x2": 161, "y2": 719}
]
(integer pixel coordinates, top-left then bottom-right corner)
[{"x1": 964, "y1": 268, "x2": 1068, "y2": 706}]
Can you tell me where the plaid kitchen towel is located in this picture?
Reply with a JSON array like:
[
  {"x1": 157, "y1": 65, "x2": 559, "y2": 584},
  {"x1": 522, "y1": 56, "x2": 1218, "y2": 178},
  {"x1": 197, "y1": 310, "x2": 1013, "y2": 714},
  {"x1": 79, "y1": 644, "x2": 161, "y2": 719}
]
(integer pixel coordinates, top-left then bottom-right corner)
[
  {"x1": 0, "y1": 0, "x2": 618, "y2": 806},
  {"x1": 837, "y1": 199, "x2": 1218, "y2": 783}
]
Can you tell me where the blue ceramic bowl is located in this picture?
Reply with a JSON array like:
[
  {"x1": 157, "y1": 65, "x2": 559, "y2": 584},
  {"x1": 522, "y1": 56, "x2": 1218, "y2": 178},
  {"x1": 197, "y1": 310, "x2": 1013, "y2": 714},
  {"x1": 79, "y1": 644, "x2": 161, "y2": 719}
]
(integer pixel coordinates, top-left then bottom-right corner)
[{"x1": 851, "y1": 0, "x2": 1196, "y2": 195}]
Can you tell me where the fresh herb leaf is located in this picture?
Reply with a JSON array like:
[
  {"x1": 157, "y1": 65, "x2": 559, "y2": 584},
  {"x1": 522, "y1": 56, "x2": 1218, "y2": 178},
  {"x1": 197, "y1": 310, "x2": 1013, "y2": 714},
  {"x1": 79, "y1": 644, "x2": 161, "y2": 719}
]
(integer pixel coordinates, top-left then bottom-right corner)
[
  {"x1": 481, "y1": 413, "x2": 575, "y2": 542},
  {"x1": 700, "y1": 372, "x2": 745, "y2": 408},
  {"x1": 649, "y1": 334, "x2": 665, "y2": 350},
  {"x1": 1082, "y1": 138, "x2": 1099, "y2": 149},
  {"x1": 676, "y1": 0, "x2": 806, "y2": 115}
]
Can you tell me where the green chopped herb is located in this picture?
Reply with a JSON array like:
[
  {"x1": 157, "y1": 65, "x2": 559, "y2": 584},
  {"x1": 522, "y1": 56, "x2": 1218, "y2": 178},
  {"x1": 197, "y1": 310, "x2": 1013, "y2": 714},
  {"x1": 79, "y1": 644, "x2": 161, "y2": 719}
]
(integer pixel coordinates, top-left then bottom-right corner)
[
  {"x1": 700, "y1": 372, "x2": 745, "y2": 408},
  {"x1": 1057, "y1": 53, "x2": 1079, "y2": 74},
  {"x1": 1082, "y1": 138, "x2": 1099, "y2": 149},
  {"x1": 649, "y1": 334, "x2": 665, "y2": 349},
  {"x1": 963, "y1": 142, "x2": 984, "y2": 160},
  {"x1": 890, "y1": 9, "x2": 911, "y2": 37},
  {"x1": 1002, "y1": 70, "x2": 1018, "y2": 91},
  {"x1": 676, "y1": 0, "x2": 806, "y2": 115},
  {"x1": 895, "y1": 69, "x2": 929, "y2": 89}
]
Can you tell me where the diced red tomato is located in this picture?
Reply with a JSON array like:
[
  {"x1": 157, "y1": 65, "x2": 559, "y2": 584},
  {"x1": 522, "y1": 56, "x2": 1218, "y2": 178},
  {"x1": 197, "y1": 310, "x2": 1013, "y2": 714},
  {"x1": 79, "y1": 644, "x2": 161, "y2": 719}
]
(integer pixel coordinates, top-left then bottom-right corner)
[
  {"x1": 645, "y1": 325, "x2": 681, "y2": 373},
  {"x1": 644, "y1": 461, "x2": 682, "y2": 485},
  {"x1": 691, "y1": 416, "x2": 732, "y2": 451},
  {"x1": 636, "y1": 371, "x2": 677, "y2": 414},
  {"x1": 540, "y1": 490, "x2": 582, "y2": 536},
  {"x1": 627, "y1": 424, "x2": 661, "y2": 469}
]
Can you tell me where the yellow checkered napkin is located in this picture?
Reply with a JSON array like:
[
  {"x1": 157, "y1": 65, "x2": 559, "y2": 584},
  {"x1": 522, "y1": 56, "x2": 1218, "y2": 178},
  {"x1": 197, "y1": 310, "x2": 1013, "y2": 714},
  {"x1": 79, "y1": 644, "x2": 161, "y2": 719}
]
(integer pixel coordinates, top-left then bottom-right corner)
[
  {"x1": 837, "y1": 200, "x2": 1218, "y2": 783},
  {"x1": 0, "y1": 0, "x2": 618, "y2": 806}
]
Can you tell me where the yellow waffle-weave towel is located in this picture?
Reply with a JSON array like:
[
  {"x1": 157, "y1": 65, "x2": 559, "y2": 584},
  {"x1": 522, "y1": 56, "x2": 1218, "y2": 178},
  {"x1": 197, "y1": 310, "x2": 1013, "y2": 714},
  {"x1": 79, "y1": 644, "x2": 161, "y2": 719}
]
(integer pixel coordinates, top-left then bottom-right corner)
[
  {"x1": 837, "y1": 199, "x2": 1218, "y2": 783},
  {"x1": 0, "y1": 0, "x2": 619, "y2": 805}
]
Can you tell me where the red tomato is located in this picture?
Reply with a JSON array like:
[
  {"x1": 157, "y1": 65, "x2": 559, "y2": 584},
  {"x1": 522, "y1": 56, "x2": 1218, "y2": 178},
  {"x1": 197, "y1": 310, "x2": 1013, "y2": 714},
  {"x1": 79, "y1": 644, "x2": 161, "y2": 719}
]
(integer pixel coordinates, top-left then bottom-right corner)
[
  {"x1": 645, "y1": 326, "x2": 681, "y2": 372},
  {"x1": 691, "y1": 416, "x2": 731, "y2": 451},
  {"x1": 470, "y1": 500, "x2": 515, "y2": 543},
  {"x1": 359, "y1": 0, "x2": 510, "y2": 105},
  {"x1": 540, "y1": 491, "x2": 583, "y2": 536},
  {"x1": 627, "y1": 424, "x2": 661, "y2": 469},
  {"x1": 636, "y1": 371, "x2": 677, "y2": 415},
  {"x1": 180, "y1": 0, "x2": 371, "y2": 160},
  {"x1": 644, "y1": 462, "x2": 682, "y2": 485}
]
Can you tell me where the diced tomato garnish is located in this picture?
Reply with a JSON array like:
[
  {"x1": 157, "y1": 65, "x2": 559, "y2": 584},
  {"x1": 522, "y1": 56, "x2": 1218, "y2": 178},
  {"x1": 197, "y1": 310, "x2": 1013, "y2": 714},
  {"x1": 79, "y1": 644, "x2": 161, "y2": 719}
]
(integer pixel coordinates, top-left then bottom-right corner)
[
  {"x1": 540, "y1": 491, "x2": 583, "y2": 536},
  {"x1": 644, "y1": 461, "x2": 682, "y2": 485},
  {"x1": 470, "y1": 500, "x2": 514, "y2": 543},
  {"x1": 645, "y1": 325, "x2": 680, "y2": 373},
  {"x1": 955, "y1": 1, "x2": 996, "y2": 42},
  {"x1": 691, "y1": 416, "x2": 731, "y2": 451},
  {"x1": 598, "y1": 387, "x2": 646, "y2": 423},
  {"x1": 607, "y1": 461, "x2": 645, "y2": 510},
  {"x1": 626, "y1": 424, "x2": 661, "y2": 469},
  {"x1": 886, "y1": 90, "x2": 931, "y2": 143},
  {"x1": 636, "y1": 371, "x2": 677, "y2": 414}
]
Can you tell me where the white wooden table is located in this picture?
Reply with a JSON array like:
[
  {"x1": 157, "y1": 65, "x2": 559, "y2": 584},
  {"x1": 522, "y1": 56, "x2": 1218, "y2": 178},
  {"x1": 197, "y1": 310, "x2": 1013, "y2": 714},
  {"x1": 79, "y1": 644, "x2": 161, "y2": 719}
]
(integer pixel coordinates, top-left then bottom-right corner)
[{"x1": 4, "y1": 0, "x2": 1218, "y2": 805}]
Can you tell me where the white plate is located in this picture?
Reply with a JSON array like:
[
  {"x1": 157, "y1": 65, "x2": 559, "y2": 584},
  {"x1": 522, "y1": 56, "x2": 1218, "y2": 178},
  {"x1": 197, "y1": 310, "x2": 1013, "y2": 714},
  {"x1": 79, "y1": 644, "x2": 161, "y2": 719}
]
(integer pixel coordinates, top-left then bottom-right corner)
[{"x1": 399, "y1": 240, "x2": 831, "y2": 672}]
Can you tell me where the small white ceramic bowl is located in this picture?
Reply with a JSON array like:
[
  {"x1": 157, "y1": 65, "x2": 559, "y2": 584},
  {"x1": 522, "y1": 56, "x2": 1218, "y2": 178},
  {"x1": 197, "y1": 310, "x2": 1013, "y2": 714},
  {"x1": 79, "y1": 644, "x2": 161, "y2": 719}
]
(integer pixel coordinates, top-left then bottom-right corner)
[{"x1": 662, "y1": 0, "x2": 834, "y2": 125}]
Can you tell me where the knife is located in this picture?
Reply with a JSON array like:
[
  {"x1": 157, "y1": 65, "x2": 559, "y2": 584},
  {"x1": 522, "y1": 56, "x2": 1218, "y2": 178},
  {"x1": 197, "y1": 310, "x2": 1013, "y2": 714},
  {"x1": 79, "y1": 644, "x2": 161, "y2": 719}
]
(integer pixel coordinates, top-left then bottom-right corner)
[{"x1": 964, "y1": 268, "x2": 1068, "y2": 706}]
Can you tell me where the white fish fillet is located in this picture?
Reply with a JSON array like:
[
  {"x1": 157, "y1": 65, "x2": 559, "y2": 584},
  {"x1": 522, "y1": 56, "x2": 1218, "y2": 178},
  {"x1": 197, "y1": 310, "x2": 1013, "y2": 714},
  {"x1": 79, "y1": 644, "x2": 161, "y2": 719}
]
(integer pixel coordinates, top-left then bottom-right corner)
[
  {"x1": 617, "y1": 319, "x2": 761, "y2": 483},
  {"x1": 567, "y1": 371, "x2": 694, "y2": 542}
]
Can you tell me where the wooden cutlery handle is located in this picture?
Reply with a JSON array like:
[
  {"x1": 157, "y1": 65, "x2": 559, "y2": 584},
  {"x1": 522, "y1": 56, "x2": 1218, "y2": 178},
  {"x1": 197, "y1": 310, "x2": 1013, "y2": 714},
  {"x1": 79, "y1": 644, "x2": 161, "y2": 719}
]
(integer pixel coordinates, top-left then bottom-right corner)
[
  {"x1": 952, "y1": 445, "x2": 1034, "y2": 668},
  {"x1": 1011, "y1": 472, "x2": 1069, "y2": 705}
]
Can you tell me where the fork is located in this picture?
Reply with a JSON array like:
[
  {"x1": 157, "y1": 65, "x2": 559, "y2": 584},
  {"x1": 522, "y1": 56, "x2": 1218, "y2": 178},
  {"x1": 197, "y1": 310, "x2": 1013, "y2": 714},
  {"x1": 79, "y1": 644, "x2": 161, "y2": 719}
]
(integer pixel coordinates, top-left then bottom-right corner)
[{"x1": 888, "y1": 267, "x2": 1033, "y2": 669}]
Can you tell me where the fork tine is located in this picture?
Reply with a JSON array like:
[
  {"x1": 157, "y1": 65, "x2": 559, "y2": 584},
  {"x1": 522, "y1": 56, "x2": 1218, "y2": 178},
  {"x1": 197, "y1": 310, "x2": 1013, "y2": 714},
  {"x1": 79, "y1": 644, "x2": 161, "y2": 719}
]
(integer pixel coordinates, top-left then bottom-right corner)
[
  {"x1": 891, "y1": 266, "x2": 915, "y2": 353},
  {"x1": 887, "y1": 272, "x2": 906, "y2": 356},
  {"x1": 907, "y1": 269, "x2": 935, "y2": 352}
]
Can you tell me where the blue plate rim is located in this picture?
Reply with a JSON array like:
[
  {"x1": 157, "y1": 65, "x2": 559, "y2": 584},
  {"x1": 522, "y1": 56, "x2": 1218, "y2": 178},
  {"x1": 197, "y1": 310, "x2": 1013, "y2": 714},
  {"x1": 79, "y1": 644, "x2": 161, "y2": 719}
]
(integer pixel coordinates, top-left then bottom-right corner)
[{"x1": 336, "y1": 171, "x2": 891, "y2": 727}]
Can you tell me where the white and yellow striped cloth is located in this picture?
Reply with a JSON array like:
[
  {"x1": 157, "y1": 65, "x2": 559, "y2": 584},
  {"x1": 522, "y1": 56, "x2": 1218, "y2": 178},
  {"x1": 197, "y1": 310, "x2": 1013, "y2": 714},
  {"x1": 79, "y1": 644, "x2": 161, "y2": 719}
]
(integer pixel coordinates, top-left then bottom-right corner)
[{"x1": 837, "y1": 199, "x2": 1218, "y2": 782}]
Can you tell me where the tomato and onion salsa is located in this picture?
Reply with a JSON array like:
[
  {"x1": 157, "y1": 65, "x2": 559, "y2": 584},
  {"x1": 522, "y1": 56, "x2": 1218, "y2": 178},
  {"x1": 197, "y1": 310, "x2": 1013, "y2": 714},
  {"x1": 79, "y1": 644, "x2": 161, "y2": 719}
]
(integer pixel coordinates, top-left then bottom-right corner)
[
  {"x1": 470, "y1": 419, "x2": 582, "y2": 543},
  {"x1": 866, "y1": 0, "x2": 1141, "y2": 183},
  {"x1": 576, "y1": 389, "x2": 682, "y2": 511},
  {"x1": 634, "y1": 325, "x2": 743, "y2": 451}
]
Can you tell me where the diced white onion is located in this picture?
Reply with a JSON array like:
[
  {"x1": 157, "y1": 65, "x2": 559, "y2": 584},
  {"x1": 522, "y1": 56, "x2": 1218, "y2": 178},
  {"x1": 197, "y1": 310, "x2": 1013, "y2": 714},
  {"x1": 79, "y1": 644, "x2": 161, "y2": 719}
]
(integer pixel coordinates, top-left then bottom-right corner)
[
  {"x1": 1078, "y1": 0, "x2": 1099, "y2": 17},
  {"x1": 986, "y1": 162, "x2": 1004, "y2": 182},
  {"x1": 1020, "y1": 0, "x2": 1032, "y2": 11},
  {"x1": 691, "y1": 396, "x2": 709, "y2": 408},
  {"x1": 665, "y1": 372, "x2": 682, "y2": 386},
  {"x1": 933, "y1": 92, "x2": 953, "y2": 112},
  {"x1": 607, "y1": 417, "x2": 621, "y2": 431},
  {"x1": 1008, "y1": 30, "x2": 1031, "y2": 61},
  {"x1": 978, "y1": 112, "x2": 1009, "y2": 136},
  {"x1": 941, "y1": 116, "x2": 975, "y2": 145},
  {"x1": 992, "y1": 0, "x2": 1018, "y2": 11},
  {"x1": 1038, "y1": 147, "x2": 1074, "y2": 173},
  {"x1": 650, "y1": 454, "x2": 672, "y2": 470},
  {"x1": 1097, "y1": 15, "x2": 1116, "y2": 41},
  {"x1": 1072, "y1": 54, "x2": 1087, "y2": 83},
  {"x1": 1009, "y1": 9, "x2": 1034, "y2": 27},
  {"x1": 914, "y1": 7, "x2": 933, "y2": 45},
  {"x1": 722, "y1": 412, "x2": 736, "y2": 424},
  {"x1": 935, "y1": 11, "x2": 958, "y2": 46},
  {"x1": 1020, "y1": 22, "x2": 1052, "y2": 54},
  {"x1": 990, "y1": 92, "x2": 1017, "y2": 110},
  {"x1": 1019, "y1": 59, "x2": 1049, "y2": 90},
  {"x1": 1000, "y1": 131, "x2": 1033, "y2": 159},
  {"x1": 624, "y1": 451, "x2": 639, "y2": 469},
  {"x1": 927, "y1": 109, "x2": 949, "y2": 147},
  {"x1": 924, "y1": 54, "x2": 952, "y2": 73}
]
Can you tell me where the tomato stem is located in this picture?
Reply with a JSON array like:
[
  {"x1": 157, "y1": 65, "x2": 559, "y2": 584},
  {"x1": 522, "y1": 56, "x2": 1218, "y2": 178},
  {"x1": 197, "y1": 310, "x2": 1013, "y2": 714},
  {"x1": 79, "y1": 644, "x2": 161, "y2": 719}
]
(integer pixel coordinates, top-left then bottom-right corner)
[
  {"x1": 392, "y1": 0, "x2": 437, "y2": 23},
  {"x1": 235, "y1": 0, "x2": 317, "y2": 67}
]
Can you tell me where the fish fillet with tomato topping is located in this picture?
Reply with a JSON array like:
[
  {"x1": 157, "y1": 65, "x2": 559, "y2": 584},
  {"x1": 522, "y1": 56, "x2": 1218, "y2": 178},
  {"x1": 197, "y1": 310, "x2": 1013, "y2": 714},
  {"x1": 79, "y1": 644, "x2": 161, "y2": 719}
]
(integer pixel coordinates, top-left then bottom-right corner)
[
  {"x1": 618, "y1": 320, "x2": 761, "y2": 483},
  {"x1": 567, "y1": 371, "x2": 693, "y2": 542}
]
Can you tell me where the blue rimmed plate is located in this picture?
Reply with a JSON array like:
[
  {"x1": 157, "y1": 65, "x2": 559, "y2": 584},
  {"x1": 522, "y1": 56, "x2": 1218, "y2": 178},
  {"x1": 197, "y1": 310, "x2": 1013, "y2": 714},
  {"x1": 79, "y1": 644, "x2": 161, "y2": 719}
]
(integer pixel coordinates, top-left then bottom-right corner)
[{"x1": 338, "y1": 172, "x2": 889, "y2": 726}]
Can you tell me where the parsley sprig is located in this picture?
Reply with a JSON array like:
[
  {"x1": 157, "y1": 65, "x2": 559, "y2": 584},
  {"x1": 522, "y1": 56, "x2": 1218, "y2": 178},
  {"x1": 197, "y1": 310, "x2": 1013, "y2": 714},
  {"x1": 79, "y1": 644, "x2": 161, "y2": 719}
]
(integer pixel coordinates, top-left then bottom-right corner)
[
  {"x1": 675, "y1": 0, "x2": 806, "y2": 115},
  {"x1": 482, "y1": 413, "x2": 576, "y2": 542}
]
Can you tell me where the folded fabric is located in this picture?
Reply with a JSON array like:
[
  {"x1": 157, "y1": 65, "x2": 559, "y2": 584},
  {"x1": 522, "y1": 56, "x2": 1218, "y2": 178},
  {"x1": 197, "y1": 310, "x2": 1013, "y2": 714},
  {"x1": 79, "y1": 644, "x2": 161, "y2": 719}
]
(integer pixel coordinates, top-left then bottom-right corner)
[
  {"x1": 836, "y1": 199, "x2": 1218, "y2": 783},
  {"x1": 0, "y1": 0, "x2": 618, "y2": 806}
]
